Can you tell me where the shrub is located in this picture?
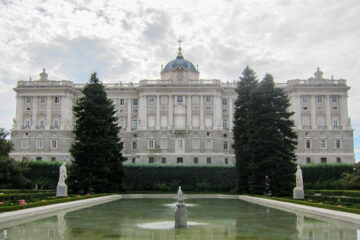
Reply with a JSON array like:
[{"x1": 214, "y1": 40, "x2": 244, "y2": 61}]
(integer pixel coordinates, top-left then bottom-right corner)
[{"x1": 26, "y1": 161, "x2": 62, "y2": 189}]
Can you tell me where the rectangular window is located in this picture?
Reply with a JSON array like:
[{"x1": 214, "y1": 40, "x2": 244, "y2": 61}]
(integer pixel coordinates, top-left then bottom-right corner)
[
  {"x1": 336, "y1": 139, "x2": 341, "y2": 149},
  {"x1": 317, "y1": 96, "x2": 323, "y2": 103},
  {"x1": 332, "y1": 96, "x2": 337, "y2": 102},
  {"x1": 160, "y1": 138, "x2": 168, "y2": 149},
  {"x1": 207, "y1": 157, "x2": 211, "y2": 164},
  {"x1": 149, "y1": 157, "x2": 154, "y2": 163},
  {"x1": 120, "y1": 99, "x2": 125, "y2": 105},
  {"x1": 132, "y1": 120, "x2": 137, "y2": 130},
  {"x1": 26, "y1": 97, "x2": 31, "y2": 103},
  {"x1": 22, "y1": 139, "x2": 29, "y2": 149},
  {"x1": 206, "y1": 139, "x2": 213, "y2": 149},
  {"x1": 222, "y1": 98, "x2": 228, "y2": 105},
  {"x1": 332, "y1": 106, "x2": 338, "y2": 110},
  {"x1": 177, "y1": 96, "x2": 183, "y2": 103},
  {"x1": 40, "y1": 97, "x2": 45, "y2": 103},
  {"x1": 119, "y1": 119, "x2": 125, "y2": 129},
  {"x1": 54, "y1": 120, "x2": 59, "y2": 127},
  {"x1": 333, "y1": 120, "x2": 338, "y2": 127},
  {"x1": 54, "y1": 97, "x2": 60, "y2": 103},
  {"x1": 132, "y1": 158, "x2": 136, "y2": 163},
  {"x1": 51, "y1": 157, "x2": 56, "y2": 162},
  {"x1": 132, "y1": 141, "x2": 137, "y2": 150},
  {"x1": 149, "y1": 96, "x2": 155, "y2": 102},
  {"x1": 336, "y1": 157, "x2": 341, "y2": 163},
  {"x1": 305, "y1": 140, "x2": 311, "y2": 149},
  {"x1": 194, "y1": 157, "x2": 199, "y2": 164},
  {"x1": 306, "y1": 157, "x2": 311, "y2": 164},
  {"x1": 205, "y1": 96, "x2": 211, "y2": 102},
  {"x1": 320, "y1": 139, "x2": 326, "y2": 149},
  {"x1": 192, "y1": 139, "x2": 199, "y2": 149},
  {"x1": 51, "y1": 139, "x2": 57, "y2": 149},
  {"x1": 223, "y1": 120, "x2": 228, "y2": 130},
  {"x1": 39, "y1": 120, "x2": 45, "y2": 128},
  {"x1": 177, "y1": 139, "x2": 183, "y2": 148},
  {"x1": 36, "y1": 139, "x2": 43, "y2": 149},
  {"x1": 148, "y1": 139, "x2": 154, "y2": 149},
  {"x1": 224, "y1": 141, "x2": 228, "y2": 150},
  {"x1": 321, "y1": 157, "x2": 327, "y2": 163},
  {"x1": 225, "y1": 158, "x2": 228, "y2": 164},
  {"x1": 162, "y1": 157, "x2": 166, "y2": 164},
  {"x1": 25, "y1": 120, "x2": 31, "y2": 128},
  {"x1": 36, "y1": 157, "x2": 42, "y2": 161},
  {"x1": 177, "y1": 157, "x2": 183, "y2": 164},
  {"x1": 302, "y1": 96, "x2": 308, "y2": 102},
  {"x1": 133, "y1": 99, "x2": 138, "y2": 105}
]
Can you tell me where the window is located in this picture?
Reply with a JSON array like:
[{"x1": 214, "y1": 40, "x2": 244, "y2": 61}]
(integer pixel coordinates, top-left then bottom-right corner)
[
  {"x1": 162, "y1": 157, "x2": 166, "y2": 164},
  {"x1": 192, "y1": 139, "x2": 199, "y2": 149},
  {"x1": 336, "y1": 139, "x2": 341, "y2": 149},
  {"x1": 39, "y1": 120, "x2": 45, "y2": 128},
  {"x1": 332, "y1": 96, "x2": 337, "y2": 102},
  {"x1": 133, "y1": 99, "x2": 138, "y2": 105},
  {"x1": 207, "y1": 157, "x2": 211, "y2": 164},
  {"x1": 132, "y1": 120, "x2": 137, "y2": 130},
  {"x1": 306, "y1": 157, "x2": 311, "y2": 164},
  {"x1": 302, "y1": 96, "x2": 308, "y2": 102},
  {"x1": 54, "y1": 120, "x2": 59, "y2": 127},
  {"x1": 120, "y1": 99, "x2": 125, "y2": 105},
  {"x1": 119, "y1": 119, "x2": 125, "y2": 129},
  {"x1": 25, "y1": 120, "x2": 31, "y2": 128},
  {"x1": 177, "y1": 157, "x2": 183, "y2": 164},
  {"x1": 40, "y1": 97, "x2": 45, "y2": 103},
  {"x1": 149, "y1": 157, "x2": 154, "y2": 163},
  {"x1": 177, "y1": 139, "x2": 183, "y2": 148},
  {"x1": 177, "y1": 96, "x2": 183, "y2": 103},
  {"x1": 26, "y1": 97, "x2": 31, "y2": 103},
  {"x1": 332, "y1": 106, "x2": 338, "y2": 110},
  {"x1": 22, "y1": 139, "x2": 29, "y2": 149},
  {"x1": 333, "y1": 119, "x2": 338, "y2": 127},
  {"x1": 36, "y1": 139, "x2": 43, "y2": 149},
  {"x1": 320, "y1": 139, "x2": 326, "y2": 149},
  {"x1": 148, "y1": 139, "x2": 154, "y2": 149},
  {"x1": 160, "y1": 138, "x2": 168, "y2": 149},
  {"x1": 51, "y1": 157, "x2": 56, "y2": 162},
  {"x1": 54, "y1": 97, "x2": 60, "y2": 103},
  {"x1": 51, "y1": 139, "x2": 57, "y2": 149},
  {"x1": 223, "y1": 120, "x2": 228, "y2": 130},
  {"x1": 224, "y1": 141, "x2": 228, "y2": 150},
  {"x1": 317, "y1": 96, "x2": 323, "y2": 103},
  {"x1": 225, "y1": 158, "x2": 228, "y2": 164},
  {"x1": 223, "y1": 98, "x2": 228, "y2": 105},
  {"x1": 36, "y1": 157, "x2": 42, "y2": 161},
  {"x1": 336, "y1": 157, "x2": 341, "y2": 163},
  {"x1": 205, "y1": 96, "x2": 211, "y2": 102},
  {"x1": 206, "y1": 139, "x2": 213, "y2": 149},
  {"x1": 132, "y1": 158, "x2": 136, "y2": 163},
  {"x1": 305, "y1": 140, "x2": 311, "y2": 149},
  {"x1": 132, "y1": 141, "x2": 137, "y2": 150},
  {"x1": 149, "y1": 96, "x2": 155, "y2": 102},
  {"x1": 320, "y1": 157, "x2": 327, "y2": 163},
  {"x1": 194, "y1": 157, "x2": 199, "y2": 164}
]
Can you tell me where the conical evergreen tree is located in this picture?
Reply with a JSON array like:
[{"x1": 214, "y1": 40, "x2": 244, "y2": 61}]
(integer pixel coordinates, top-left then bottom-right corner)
[
  {"x1": 233, "y1": 66, "x2": 258, "y2": 193},
  {"x1": 69, "y1": 72, "x2": 125, "y2": 193}
]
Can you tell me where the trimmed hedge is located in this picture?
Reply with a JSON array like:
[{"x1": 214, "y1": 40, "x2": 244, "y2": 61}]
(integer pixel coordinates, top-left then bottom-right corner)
[
  {"x1": 26, "y1": 161, "x2": 62, "y2": 189},
  {"x1": 0, "y1": 191, "x2": 55, "y2": 201},
  {"x1": 306, "y1": 190, "x2": 360, "y2": 198}
]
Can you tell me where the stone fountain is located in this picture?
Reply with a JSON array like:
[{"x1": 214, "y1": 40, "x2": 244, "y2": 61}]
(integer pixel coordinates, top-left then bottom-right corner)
[{"x1": 174, "y1": 186, "x2": 187, "y2": 228}]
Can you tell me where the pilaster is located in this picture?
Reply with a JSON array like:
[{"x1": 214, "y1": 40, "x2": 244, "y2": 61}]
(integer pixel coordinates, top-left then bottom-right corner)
[
  {"x1": 156, "y1": 95, "x2": 160, "y2": 129},
  {"x1": 127, "y1": 99, "x2": 131, "y2": 131},
  {"x1": 186, "y1": 95, "x2": 192, "y2": 129},
  {"x1": 200, "y1": 95, "x2": 204, "y2": 130}
]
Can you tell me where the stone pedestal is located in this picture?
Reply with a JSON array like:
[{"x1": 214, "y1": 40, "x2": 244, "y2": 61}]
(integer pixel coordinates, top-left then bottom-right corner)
[
  {"x1": 56, "y1": 185, "x2": 68, "y2": 197},
  {"x1": 293, "y1": 187, "x2": 304, "y2": 200},
  {"x1": 175, "y1": 203, "x2": 187, "y2": 228}
]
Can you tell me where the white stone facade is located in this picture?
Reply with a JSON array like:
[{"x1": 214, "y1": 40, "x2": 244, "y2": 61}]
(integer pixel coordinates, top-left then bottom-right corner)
[{"x1": 9, "y1": 52, "x2": 355, "y2": 165}]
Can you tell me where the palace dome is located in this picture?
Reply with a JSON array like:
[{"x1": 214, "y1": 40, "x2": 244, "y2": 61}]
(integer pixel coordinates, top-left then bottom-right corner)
[{"x1": 162, "y1": 48, "x2": 198, "y2": 73}]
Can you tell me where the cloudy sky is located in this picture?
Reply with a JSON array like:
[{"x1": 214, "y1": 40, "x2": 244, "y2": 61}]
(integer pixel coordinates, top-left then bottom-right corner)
[{"x1": 1, "y1": 0, "x2": 360, "y2": 160}]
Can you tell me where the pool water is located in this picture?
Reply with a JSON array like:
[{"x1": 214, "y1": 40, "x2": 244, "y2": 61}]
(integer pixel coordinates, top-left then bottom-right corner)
[{"x1": 0, "y1": 198, "x2": 359, "y2": 239}]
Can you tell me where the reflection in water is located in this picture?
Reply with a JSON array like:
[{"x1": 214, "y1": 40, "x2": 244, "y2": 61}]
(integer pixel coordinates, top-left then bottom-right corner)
[{"x1": 0, "y1": 198, "x2": 359, "y2": 240}]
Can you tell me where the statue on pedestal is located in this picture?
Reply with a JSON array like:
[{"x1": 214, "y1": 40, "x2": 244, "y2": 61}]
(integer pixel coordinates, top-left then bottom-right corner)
[
  {"x1": 293, "y1": 165, "x2": 304, "y2": 199},
  {"x1": 56, "y1": 162, "x2": 68, "y2": 197}
]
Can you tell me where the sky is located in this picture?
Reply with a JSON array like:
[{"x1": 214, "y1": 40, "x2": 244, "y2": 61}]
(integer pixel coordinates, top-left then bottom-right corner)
[{"x1": 1, "y1": 0, "x2": 360, "y2": 160}]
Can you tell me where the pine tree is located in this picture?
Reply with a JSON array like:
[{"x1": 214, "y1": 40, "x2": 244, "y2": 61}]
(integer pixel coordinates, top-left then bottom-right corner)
[
  {"x1": 233, "y1": 66, "x2": 258, "y2": 193},
  {"x1": 69, "y1": 73, "x2": 125, "y2": 193}
]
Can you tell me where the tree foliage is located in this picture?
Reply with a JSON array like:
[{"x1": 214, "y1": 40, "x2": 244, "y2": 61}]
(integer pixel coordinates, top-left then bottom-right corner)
[
  {"x1": 233, "y1": 67, "x2": 297, "y2": 196},
  {"x1": 68, "y1": 73, "x2": 125, "y2": 193}
]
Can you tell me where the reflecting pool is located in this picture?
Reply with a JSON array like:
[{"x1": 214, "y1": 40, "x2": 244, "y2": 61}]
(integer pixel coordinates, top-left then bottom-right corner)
[{"x1": 0, "y1": 198, "x2": 359, "y2": 239}]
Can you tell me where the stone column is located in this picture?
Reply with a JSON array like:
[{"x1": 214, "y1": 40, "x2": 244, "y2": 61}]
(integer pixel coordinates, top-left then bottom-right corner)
[
  {"x1": 341, "y1": 95, "x2": 349, "y2": 129},
  {"x1": 229, "y1": 98, "x2": 233, "y2": 131},
  {"x1": 46, "y1": 96, "x2": 52, "y2": 130},
  {"x1": 32, "y1": 97, "x2": 38, "y2": 129},
  {"x1": 16, "y1": 96, "x2": 23, "y2": 129},
  {"x1": 325, "y1": 96, "x2": 331, "y2": 128},
  {"x1": 156, "y1": 95, "x2": 160, "y2": 129},
  {"x1": 168, "y1": 95, "x2": 173, "y2": 129},
  {"x1": 213, "y1": 95, "x2": 222, "y2": 130},
  {"x1": 311, "y1": 95, "x2": 317, "y2": 128},
  {"x1": 200, "y1": 95, "x2": 204, "y2": 130},
  {"x1": 142, "y1": 96, "x2": 147, "y2": 130},
  {"x1": 127, "y1": 99, "x2": 131, "y2": 131},
  {"x1": 186, "y1": 95, "x2": 192, "y2": 129}
]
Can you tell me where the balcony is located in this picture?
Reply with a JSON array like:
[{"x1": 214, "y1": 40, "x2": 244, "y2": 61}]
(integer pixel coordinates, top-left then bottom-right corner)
[
  {"x1": 302, "y1": 126, "x2": 312, "y2": 129},
  {"x1": 332, "y1": 126, "x2": 343, "y2": 130},
  {"x1": 50, "y1": 126, "x2": 60, "y2": 129},
  {"x1": 317, "y1": 126, "x2": 328, "y2": 129},
  {"x1": 36, "y1": 126, "x2": 45, "y2": 129},
  {"x1": 21, "y1": 126, "x2": 31, "y2": 129}
]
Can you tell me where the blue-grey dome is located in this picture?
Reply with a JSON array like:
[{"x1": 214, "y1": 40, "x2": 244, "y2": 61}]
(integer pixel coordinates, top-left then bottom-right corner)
[{"x1": 162, "y1": 49, "x2": 198, "y2": 73}]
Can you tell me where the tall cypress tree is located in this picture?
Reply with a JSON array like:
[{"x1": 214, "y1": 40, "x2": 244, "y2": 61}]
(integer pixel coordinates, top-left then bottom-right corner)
[
  {"x1": 233, "y1": 66, "x2": 258, "y2": 193},
  {"x1": 69, "y1": 73, "x2": 125, "y2": 193}
]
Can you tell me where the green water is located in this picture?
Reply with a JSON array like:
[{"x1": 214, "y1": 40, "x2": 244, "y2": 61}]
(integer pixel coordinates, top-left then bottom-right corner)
[{"x1": 0, "y1": 198, "x2": 359, "y2": 240}]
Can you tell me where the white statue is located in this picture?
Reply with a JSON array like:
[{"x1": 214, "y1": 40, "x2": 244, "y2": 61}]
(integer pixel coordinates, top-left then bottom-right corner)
[
  {"x1": 295, "y1": 165, "x2": 303, "y2": 188},
  {"x1": 57, "y1": 163, "x2": 67, "y2": 187},
  {"x1": 177, "y1": 186, "x2": 184, "y2": 203}
]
